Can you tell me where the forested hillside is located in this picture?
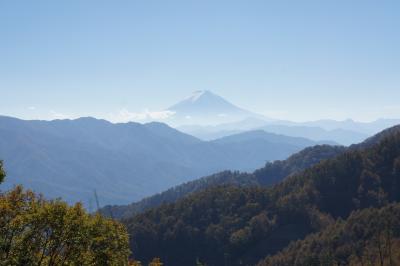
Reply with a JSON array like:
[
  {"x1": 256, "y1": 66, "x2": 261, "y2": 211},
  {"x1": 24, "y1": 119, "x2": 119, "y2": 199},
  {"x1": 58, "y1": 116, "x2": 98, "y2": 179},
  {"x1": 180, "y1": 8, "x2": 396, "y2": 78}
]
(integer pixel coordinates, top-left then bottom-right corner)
[
  {"x1": 124, "y1": 127, "x2": 400, "y2": 266},
  {"x1": 102, "y1": 145, "x2": 345, "y2": 219},
  {"x1": 259, "y1": 203, "x2": 400, "y2": 265}
]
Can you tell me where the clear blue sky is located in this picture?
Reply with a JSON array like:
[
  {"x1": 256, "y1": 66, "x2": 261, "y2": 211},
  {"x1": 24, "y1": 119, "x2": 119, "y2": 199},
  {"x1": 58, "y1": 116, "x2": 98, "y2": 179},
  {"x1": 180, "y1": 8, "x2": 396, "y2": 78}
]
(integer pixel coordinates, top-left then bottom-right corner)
[{"x1": 1, "y1": 0, "x2": 399, "y2": 122}]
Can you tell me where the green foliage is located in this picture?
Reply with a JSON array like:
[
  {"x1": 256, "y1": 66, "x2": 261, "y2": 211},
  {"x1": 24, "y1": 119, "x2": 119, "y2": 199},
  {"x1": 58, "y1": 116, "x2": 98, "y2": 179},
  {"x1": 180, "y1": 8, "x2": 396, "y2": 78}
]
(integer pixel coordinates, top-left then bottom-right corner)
[
  {"x1": 259, "y1": 203, "x2": 400, "y2": 266},
  {"x1": 124, "y1": 130, "x2": 400, "y2": 266},
  {"x1": 126, "y1": 185, "x2": 316, "y2": 265},
  {"x1": 253, "y1": 144, "x2": 346, "y2": 186},
  {"x1": 0, "y1": 185, "x2": 130, "y2": 265}
]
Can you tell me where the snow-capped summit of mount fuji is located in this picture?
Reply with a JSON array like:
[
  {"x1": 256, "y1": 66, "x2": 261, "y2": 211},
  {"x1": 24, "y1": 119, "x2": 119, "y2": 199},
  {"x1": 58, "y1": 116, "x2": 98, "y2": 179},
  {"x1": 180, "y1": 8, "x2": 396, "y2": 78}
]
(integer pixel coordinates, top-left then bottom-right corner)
[
  {"x1": 168, "y1": 90, "x2": 245, "y2": 114},
  {"x1": 182, "y1": 90, "x2": 208, "y2": 103},
  {"x1": 166, "y1": 90, "x2": 268, "y2": 126}
]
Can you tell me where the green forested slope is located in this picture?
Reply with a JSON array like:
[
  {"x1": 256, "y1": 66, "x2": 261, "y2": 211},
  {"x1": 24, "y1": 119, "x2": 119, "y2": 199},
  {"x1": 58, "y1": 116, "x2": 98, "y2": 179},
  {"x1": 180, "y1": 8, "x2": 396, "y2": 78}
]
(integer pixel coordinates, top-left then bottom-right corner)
[
  {"x1": 259, "y1": 203, "x2": 400, "y2": 266},
  {"x1": 124, "y1": 128, "x2": 400, "y2": 265}
]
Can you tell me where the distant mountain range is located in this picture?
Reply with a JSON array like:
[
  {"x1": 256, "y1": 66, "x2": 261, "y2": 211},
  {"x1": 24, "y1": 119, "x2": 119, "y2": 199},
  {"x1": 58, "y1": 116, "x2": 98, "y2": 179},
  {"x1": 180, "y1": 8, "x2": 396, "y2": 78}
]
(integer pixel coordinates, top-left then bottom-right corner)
[
  {"x1": 180, "y1": 121, "x2": 369, "y2": 145},
  {"x1": 170, "y1": 91, "x2": 400, "y2": 145},
  {"x1": 0, "y1": 115, "x2": 324, "y2": 206}
]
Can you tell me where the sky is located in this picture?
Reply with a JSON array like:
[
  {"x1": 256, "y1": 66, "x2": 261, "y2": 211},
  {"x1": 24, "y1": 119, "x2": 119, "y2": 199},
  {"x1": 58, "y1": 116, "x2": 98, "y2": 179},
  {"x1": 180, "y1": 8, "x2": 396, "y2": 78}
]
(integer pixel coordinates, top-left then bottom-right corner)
[{"x1": 0, "y1": 0, "x2": 399, "y2": 122}]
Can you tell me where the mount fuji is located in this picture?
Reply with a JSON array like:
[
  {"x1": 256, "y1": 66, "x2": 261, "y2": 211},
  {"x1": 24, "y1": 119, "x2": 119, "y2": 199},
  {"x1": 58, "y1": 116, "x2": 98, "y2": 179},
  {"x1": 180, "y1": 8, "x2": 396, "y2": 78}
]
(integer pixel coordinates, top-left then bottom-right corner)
[{"x1": 164, "y1": 90, "x2": 269, "y2": 126}]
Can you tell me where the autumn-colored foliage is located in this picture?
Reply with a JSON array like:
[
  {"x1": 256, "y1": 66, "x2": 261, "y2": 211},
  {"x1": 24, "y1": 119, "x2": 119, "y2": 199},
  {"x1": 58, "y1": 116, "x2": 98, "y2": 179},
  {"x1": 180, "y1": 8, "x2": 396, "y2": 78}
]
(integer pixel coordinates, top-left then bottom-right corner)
[{"x1": 0, "y1": 184, "x2": 130, "y2": 265}]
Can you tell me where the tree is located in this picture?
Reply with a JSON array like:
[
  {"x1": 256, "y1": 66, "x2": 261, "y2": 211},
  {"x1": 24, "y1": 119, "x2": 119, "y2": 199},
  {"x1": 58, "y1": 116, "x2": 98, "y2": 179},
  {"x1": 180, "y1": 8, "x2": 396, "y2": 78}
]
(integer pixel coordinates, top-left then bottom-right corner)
[{"x1": 0, "y1": 185, "x2": 131, "y2": 265}]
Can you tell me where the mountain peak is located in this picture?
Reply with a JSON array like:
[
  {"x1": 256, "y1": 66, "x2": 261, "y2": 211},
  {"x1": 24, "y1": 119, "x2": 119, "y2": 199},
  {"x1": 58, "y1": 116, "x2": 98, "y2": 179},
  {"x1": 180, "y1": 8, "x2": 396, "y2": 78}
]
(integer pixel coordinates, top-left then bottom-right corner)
[
  {"x1": 168, "y1": 90, "x2": 244, "y2": 113},
  {"x1": 165, "y1": 90, "x2": 266, "y2": 126},
  {"x1": 176, "y1": 90, "x2": 225, "y2": 105}
]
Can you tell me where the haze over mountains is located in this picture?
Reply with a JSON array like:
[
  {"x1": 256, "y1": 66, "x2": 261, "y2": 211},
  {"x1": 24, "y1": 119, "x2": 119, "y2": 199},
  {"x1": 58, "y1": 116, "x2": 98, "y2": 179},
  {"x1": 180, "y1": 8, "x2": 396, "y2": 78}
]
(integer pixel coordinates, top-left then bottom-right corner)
[
  {"x1": 180, "y1": 121, "x2": 369, "y2": 145},
  {"x1": 165, "y1": 90, "x2": 399, "y2": 145},
  {"x1": 101, "y1": 144, "x2": 346, "y2": 220},
  {"x1": 1, "y1": 90, "x2": 399, "y2": 206},
  {"x1": 0, "y1": 115, "x2": 323, "y2": 206}
]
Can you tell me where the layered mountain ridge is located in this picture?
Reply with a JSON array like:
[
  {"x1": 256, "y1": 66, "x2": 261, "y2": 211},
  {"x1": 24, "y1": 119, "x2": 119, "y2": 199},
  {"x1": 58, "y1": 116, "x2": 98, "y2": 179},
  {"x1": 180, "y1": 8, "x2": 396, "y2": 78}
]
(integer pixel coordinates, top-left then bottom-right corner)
[{"x1": 0, "y1": 115, "x2": 321, "y2": 206}]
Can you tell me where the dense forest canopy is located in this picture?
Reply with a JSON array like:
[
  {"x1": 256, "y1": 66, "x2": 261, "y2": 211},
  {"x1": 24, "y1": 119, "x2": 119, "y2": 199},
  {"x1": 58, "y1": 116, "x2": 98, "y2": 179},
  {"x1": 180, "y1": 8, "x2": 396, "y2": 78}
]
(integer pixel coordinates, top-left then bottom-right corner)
[
  {"x1": 259, "y1": 203, "x2": 400, "y2": 265},
  {"x1": 124, "y1": 128, "x2": 400, "y2": 265}
]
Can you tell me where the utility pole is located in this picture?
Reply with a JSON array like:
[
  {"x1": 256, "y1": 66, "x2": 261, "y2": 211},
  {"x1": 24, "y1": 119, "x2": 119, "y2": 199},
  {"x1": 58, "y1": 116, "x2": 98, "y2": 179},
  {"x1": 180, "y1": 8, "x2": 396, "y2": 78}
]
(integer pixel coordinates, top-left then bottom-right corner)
[
  {"x1": 93, "y1": 189, "x2": 114, "y2": 219},
  {"x1": 94, "y1": 189, "x2": 100, "y2": 213}
]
